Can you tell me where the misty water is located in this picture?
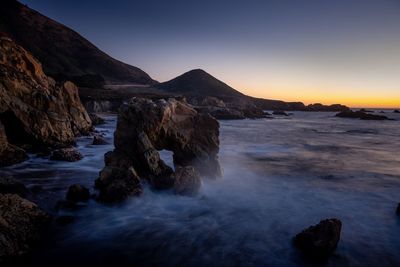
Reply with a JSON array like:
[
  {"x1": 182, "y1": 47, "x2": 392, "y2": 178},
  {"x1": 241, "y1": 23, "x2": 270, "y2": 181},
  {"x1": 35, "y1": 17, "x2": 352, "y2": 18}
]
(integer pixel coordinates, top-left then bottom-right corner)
[{"x1": 1, "y1": 111, "x2": 400, "y2": 267}]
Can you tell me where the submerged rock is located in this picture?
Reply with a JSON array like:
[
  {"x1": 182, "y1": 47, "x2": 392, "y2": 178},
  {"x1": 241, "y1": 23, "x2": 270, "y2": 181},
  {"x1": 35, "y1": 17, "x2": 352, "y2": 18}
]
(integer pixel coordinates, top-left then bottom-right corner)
[
  {"x1": 50, "y1": 148, "x2": 83, "y2": 162},
  {"x1": 0, "y1": 193, "x2": 50, "y2": 260},
  {"x1": 66, "y1": 184, "x2": 90, "y2": 202},
  {"x1": 0, "y1": 176, "x2": 27, "y2": 196},
  {"x1": 394, "y1": 110, "x2": 400, "y2": 114},
  {"x1": 95, "y1": 166, "x2": 142, "y2": 202},
  {"x1": 293, "y1": 218, "x2": 342, "y2": 260},
  {"x1": 0, "y1": 37, "x2": 92, "y2": 166},
  {"x1": 335, "y1": 110, "x2": 390, "y2": 120}
]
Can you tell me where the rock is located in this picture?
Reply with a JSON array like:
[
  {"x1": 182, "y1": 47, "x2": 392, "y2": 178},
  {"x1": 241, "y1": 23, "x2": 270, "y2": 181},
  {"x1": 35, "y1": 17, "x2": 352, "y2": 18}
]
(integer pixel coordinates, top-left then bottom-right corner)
[
  {"x1": 0, "y1": 176, "x2": 27, "y2": 196},
  {"x1": 396, "y1": 203, "x2": 400, "y2": 215},
  {"x1": 273, "y1": 110, "x2": 289, "y2": 116},
  {"x1": 66, "y1": 184, "x2": 90, "y2": 202},
  {"x1": 394, "y1": 110, "x2": 400, "y2": 114},
  {"x1": 195, "y1": 106, "x2": 246, "y2": 120},
  {"x1": 88, "y1": 113, "x2": 106, "y2": 125},
  {"x1": 293, "y1": 218, "x2": 342, "y2": 259},
  {"x1": 359, "y1": 108, "x2": 374, "y2": 113},
  {"x1": 303, "y1": 103, "x2": 350, "y2": 112},
  {"x1": 95, "y1": 166, "x2": 142, "y2": 202},
  {"x1": 335, "y1": 110, "x2": 390, "y2": 120},
  {"x1": 92, "y1": 135, "x2": 108, "y2": 145},
  {"x1": 173, "y1": 166, "x2": 201, "y2": 196},
  {"x1": 0, "y1": 193, "x2": 50, "y2": 259},
  {"x1": 0, "y1": 121, "x2": 28, "y2": 166},
  {"x1": 113, "y1": 97, "x2": 222, "y2": 179},
  {"x1": 97, "y1": 97, "x2": 222, "y2": 201},
  {"x1": 0, "y1": 37, "x2": 92, "y2": 166},
  {"x1": 50, "y1": 148, "x2": 83, "y2": 162}
]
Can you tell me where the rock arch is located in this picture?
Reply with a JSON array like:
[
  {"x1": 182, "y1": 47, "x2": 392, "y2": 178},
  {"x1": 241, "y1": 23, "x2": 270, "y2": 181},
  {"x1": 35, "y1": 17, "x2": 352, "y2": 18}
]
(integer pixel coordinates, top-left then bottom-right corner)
[{"x1": 96, "y1": 97, "x2": 222, "y2": 202}]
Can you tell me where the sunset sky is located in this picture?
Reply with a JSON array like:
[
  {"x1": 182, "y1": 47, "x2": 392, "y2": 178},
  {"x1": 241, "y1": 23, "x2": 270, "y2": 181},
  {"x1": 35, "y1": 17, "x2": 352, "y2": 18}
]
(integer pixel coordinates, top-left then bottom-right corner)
[{"x1": 22, "y1": 0, "x2": 400, "y2": 108}]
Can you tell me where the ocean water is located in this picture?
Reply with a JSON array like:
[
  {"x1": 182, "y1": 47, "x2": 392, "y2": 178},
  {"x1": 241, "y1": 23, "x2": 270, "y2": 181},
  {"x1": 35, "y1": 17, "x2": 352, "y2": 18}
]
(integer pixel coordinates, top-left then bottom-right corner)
[{"x1": 1, "y1": 111, "x2": 400, "y2": 267}]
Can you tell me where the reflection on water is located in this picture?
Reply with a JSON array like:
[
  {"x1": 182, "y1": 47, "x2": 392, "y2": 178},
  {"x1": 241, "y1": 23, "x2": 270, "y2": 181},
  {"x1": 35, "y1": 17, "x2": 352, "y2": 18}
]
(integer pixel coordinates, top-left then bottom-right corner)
[{"x1": 1, "y1": 111, "x2": 400, "y2": 267}]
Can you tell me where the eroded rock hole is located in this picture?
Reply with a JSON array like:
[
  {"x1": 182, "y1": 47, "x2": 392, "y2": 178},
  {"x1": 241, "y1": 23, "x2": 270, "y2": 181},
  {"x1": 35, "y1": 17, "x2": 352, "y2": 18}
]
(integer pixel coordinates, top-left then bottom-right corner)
[{"x1": 0, "y1": 110, "x2": 37, "y2": 146}]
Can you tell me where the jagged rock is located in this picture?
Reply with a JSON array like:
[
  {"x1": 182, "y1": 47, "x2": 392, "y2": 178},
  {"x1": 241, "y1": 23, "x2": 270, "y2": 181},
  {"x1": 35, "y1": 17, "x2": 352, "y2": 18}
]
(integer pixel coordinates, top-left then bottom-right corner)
[
  {"x1": 0, "y1": 37, "x2": 92, "y2": 166},
  {"x1": 92, "y1": 135, "x2": 108, "y2": 145},
  {"x1": 0, "y1": 176, "x2": 27, "y2": 196},
  {"x1": 396, "y1": 203, "x2": 400, "y2": 215},
  {"x1": 0, "y1": 193, "x2": 50, "y2": 260},
  {"x1": 336, "y1": 110, "x2": 390, "y2": 120},
  {"x1": 95, "y1": 166, "x2": 142, "y2": 202},
  {"x1": 50, "y1": 148, "x2": 83, "y2": 162},
  {"x1": 294, "y1": 218, "x2": 342, "y2": 259},
  {"x1": 195, "y1": 106, "x2": 246, "y2": 120},
  {"x1": 394, "y1": 110, "x2": 400, "y2": 114},
  {"x1": 173, "y1": 166, "x2": 201, "y2": 196},
  {"x1": 88, "y1": 113, "x2": 106, "y2": 126},
  {"x1": 66, "y1": 184, "x2": 90, "y2": 202},
  {"x1": 273, "y1": 111, "x2": 289, "y2": 116}
]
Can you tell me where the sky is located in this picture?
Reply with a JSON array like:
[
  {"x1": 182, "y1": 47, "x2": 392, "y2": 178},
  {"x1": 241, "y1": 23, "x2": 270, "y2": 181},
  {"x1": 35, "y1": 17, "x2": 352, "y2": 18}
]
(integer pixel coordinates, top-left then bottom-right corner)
[{"x1": 22, "y1": 0, "x2": 400, "y2": 108}]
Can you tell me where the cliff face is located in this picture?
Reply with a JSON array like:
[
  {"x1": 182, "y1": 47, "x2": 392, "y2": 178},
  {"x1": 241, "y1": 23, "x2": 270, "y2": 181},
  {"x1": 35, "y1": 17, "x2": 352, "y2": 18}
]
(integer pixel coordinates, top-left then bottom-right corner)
[
  {"x1": 0, "y1": 1, "x2": 155, "y2": 85},
  {"x1": 0, "y1": 37, "x2": 92, "y2": 165}
]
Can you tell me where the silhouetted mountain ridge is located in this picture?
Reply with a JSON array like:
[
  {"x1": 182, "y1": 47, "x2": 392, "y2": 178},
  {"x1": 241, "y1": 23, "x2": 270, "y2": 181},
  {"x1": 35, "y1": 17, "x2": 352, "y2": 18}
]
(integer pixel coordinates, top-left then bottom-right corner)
[{"x1": 0, "y1": 0, "x2": 155, "y2": 85}]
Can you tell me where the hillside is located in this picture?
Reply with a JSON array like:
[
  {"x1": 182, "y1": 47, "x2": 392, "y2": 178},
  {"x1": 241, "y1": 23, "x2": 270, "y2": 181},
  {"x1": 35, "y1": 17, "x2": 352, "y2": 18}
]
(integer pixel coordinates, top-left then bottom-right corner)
[{"x1": 0, "y1": 0, "x2": 155, "y2": 85}]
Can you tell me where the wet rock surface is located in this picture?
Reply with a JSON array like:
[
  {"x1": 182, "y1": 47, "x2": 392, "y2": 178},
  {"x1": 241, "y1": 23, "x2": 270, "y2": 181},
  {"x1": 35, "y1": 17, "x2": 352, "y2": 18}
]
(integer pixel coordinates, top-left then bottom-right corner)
[
  {"x1": 95, "y1": 166, "x2": 142, "y2": 202},
  {"x1": 173, "y1": 166, "x2": 201, "y2": 196},
  {"x1": 294, "y1": 218, "x2": 342, "y2": 260},
  {"x1": 0, "y1": 193, "x2": 50, "y2": 260},
  {"x1": 50, "y1": 148, "x2": 83, "y2": 162},
  {"x1": 396, "y1": 203, "x2": 400, "y2": 215}
]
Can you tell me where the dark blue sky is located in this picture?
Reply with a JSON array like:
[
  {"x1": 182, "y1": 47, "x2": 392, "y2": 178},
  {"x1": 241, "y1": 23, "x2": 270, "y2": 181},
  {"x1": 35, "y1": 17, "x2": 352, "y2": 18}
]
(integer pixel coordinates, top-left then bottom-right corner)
[{"x1": 21, "y1": 0, "x2": 400, "y2": 107}]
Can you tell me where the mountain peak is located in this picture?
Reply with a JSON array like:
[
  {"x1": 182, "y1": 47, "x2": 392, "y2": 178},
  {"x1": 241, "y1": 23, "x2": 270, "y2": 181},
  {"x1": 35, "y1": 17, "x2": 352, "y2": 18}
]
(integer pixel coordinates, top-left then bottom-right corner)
[{"x1": 156, "y1": 69, "x2": 244, "y2": 98}]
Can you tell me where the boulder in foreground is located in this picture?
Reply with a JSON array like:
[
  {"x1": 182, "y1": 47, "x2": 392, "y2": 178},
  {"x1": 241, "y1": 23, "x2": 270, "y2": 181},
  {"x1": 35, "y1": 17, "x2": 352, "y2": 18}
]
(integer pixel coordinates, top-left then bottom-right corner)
[
  {"x1": 293, "y1": 218, "x2": 342, "y2": 260},
  {"x1": 0, "y1": 193, "x2": 50, "y2": 260}
]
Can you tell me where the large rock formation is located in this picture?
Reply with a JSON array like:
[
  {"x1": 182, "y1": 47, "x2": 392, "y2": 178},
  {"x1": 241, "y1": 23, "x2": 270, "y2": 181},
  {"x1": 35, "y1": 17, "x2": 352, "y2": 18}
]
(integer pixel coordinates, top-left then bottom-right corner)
[
  {"x1": 0, "y1": 37, "x2": 92, "y2": 165},
  {"x1": 96, "y1": 97, "x2": 221, "y2": 202},
  {"x1": 0, "y1": 193, "x2": 50, "y2": 260}
]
